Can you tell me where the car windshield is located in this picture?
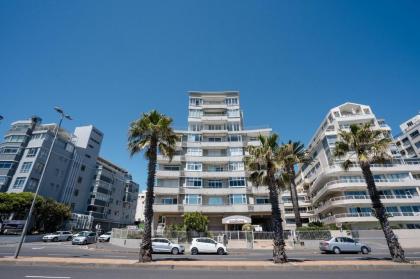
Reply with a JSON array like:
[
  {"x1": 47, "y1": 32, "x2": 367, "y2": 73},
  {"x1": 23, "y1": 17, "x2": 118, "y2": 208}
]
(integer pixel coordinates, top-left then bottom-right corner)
[{"x1": 77, "y1": 232, "x2": 89, "y2": 237}]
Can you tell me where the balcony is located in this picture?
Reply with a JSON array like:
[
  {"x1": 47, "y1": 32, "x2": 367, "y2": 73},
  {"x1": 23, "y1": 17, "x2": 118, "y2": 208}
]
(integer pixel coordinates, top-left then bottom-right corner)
[
  {"x1": 252, "y1": 204, "x2": 272, "y2": 212},
  {"x1": 157, "y1": 155, "x2": 183, "y2": 162},
  {"x1": 154, "y1": 186, "x2": 179, "y2": 195},
  {"x1": 153, "y1": 204, "x2": 179, "y2": 212},
  {"x1": 183, "y1": 204, "x2": 248, "y2": 213},
  {"x1": 315, "y1": 194, "x2": 420, "y2": 214},
  {"x1": 156, "y1": 170, "x2": 180, "y2": 178},
  {"x1": 183, "y1": 170, "x2": 246, "y2": 178},
  {"x1": 321, "y1": 212, "x2": 420, "y2": 225}
]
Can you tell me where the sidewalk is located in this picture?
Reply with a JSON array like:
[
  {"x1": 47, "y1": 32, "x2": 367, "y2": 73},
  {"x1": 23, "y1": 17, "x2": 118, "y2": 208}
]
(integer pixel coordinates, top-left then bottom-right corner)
[{"x1": 1, "y1": 256, "x2": 420, "y2": 270}]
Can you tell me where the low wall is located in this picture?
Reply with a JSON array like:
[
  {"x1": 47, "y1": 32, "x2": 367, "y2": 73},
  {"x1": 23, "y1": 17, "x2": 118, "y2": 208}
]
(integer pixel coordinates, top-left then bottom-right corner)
[
  {"x1": 110, "y1": 237, "x2": 141, "y2": 248},
  {"x1": 0, "y1": 235, "x2": 43, "y2": 245}
]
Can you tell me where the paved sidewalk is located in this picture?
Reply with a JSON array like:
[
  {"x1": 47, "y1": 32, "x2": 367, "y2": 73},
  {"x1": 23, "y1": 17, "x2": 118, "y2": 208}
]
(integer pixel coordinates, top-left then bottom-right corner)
[{"x1": 1, "y1": 256, "x2": 419, "y2": 270}]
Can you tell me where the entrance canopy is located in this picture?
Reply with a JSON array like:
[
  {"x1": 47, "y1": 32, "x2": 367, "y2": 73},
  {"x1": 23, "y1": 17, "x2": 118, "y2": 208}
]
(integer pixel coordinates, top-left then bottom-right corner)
[{"x1": 222, "y1": 215, "x2": 251, "y2": 225}]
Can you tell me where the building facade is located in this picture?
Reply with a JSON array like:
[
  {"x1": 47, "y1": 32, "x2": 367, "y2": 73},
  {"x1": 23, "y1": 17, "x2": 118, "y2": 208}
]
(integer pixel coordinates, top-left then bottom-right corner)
[
  {"x1": 154, "y1": 91, "x2": 301, "y2": 232},
  {"x1": 299, "y1": 103, "x2": 420, "y2": 229},
  {"x1": 87, "y1": 157, "x2": 139, "y2": 231},
  {"x1": 394, "y1": 114, "x2": 420, "y2": 158},
  {"x1": 135, "y1": 190, "x2": 146, "y2": 223}
]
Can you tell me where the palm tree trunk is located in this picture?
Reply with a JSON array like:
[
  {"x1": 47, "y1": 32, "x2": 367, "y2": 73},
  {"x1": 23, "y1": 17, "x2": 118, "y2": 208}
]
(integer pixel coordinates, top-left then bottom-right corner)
[
  {"x1": 360, "y1": 161, "x2": 406, "y2": 262},
  {"x1": 289, "y1": 168, "x2": 302, "y2": 228},
  {"x1": 268, "y1": 169, "x2": 288, "y2": 263},
  {"x1": 139, "y1": 137, "x2": 157, "y2": 263}
]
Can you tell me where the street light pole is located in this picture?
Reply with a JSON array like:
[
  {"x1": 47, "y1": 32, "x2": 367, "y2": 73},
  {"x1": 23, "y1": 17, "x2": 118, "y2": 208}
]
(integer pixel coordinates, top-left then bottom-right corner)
[{"x1": 14, "y1": 107, "x2": 72, "y2": 258}]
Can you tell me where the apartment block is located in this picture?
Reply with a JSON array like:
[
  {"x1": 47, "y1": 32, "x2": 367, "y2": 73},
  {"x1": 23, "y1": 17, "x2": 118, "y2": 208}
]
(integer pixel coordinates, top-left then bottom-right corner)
[
  {"x1": 135, "y1": 190, "x2": 146, "y2": 223},
  {"x1": 299, "y1": 103, "x2": 420, "y2": 229},
  {"x1": 394, "y1": 114, "x2": 420, "y2": 158}
]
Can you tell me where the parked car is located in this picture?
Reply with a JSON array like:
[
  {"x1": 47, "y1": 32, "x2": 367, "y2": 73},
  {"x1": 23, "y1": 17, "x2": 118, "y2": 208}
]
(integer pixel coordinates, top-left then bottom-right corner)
[
  {"x1": 1, "y1": 220, "x2": 25, "y2": 235},
  {"x1": 152, "y1": 238, "x2": 185, "y2": 255},
  {"x1": 42, "y1": 231, "x2": 73, "y2": 242},
  {"x1": 98, "y1": 231, "x2": 112, "y2": 242},
  {"x1": 190, "y1": 237, "x2": 227, "y2": 255},
  {"x1": 319, "y1": 237, "x2": 371, "y2": 254},
  {"x1": 72, "y1": 231, "x2": 97, "y2": 245}
]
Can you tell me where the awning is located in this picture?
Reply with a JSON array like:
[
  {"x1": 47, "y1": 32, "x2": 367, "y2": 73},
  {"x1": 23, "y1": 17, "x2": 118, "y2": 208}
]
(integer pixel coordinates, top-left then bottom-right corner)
[{"x1": 222, "y1": 215, "x2": 251, "y2": 225}]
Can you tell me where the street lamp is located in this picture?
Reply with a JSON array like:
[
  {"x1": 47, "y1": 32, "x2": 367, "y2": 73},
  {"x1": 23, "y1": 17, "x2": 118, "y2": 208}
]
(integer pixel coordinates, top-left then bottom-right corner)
[{"x1": 14, "y1": 107, "x2": 72, "y2": 258}]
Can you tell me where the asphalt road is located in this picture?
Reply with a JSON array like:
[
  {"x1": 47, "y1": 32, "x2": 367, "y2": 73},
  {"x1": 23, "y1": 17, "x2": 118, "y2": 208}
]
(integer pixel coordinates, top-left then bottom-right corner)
[
  {"x1": 1, "y1": 241, "x2": 420, "y2": 261},
  {"x1": 0, "y1": 265, "x2": 419, "y2": 279}
]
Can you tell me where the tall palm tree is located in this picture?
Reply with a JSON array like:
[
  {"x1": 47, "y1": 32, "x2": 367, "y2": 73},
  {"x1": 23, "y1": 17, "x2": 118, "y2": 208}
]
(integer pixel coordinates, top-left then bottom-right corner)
[
  {"x1": 334, "y1": 123, "x2": 406, "y2": 262},
  {"x1": 244, "y1": 134, "x2": 288, "y2": 263},
  {"x1": 128, "y1": 110, "x2": 178, "y2": 263},
  {"x1": 278, "y1": 141, "x2": 309, "y2": 228}
]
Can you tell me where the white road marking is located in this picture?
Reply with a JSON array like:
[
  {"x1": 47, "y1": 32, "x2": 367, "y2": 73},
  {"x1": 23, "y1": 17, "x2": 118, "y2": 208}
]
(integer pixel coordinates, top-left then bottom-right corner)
[
  {"x1": 46, "y1": 253, "x2": 70, "y2": 256},
  {"x1": 32, "y1": 247, "x2": 45, "y2": 250},
  {"x1": 25, "y1": 276, "x2": 71, "y2": 279}
]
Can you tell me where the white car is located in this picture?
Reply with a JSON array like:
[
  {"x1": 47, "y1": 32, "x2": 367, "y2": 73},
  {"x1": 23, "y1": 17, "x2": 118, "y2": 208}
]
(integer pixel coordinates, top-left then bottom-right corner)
[
  {"x1": 152, "y1": 238, "x2": 185, "y2": 255},
  {"x1": 98, "y1": 231, "x2": 112, "y2": 242},
  {"x1": 42, "y1": 231, "x2": 73, "y2": 242},
  {"x1": 190, "y1": 237, "x2": 227, "y2": 255}
]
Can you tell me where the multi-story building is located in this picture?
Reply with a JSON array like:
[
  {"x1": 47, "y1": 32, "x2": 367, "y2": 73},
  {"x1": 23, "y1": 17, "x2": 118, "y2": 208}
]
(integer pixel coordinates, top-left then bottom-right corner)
[
  {"x1": 394, "y1": 114, "x2": 420, "y2": 158},
  {"x1": 154, "y1": 91, "x2": 290, "y2": 232},
  {"x1": 0, "y1": 117, "x2": 139, "y2": 230},
  {"x1": 299, "y1": 103, "x2": 420, "y2": 229},
  {"x1": 87, "y1": 157, "x2": 139, "y2": 231},
  {"x1": 135, "y1": 190, "x2": 146, "y2": 223}
]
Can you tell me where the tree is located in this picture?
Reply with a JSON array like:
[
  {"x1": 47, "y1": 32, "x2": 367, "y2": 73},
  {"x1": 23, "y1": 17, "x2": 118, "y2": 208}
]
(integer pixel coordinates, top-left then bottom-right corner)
[
  {"x1": 36, "y1": 198, "x2": 71, "y2": 233},
  {"x1": 278, "y1": 141, "x2": 309, "y2": 228},
  {"x1": 334, "y1": 123, "x2": 406, "y2": 262},
  {"x1": 128, "y1": 110, "x2": 178, "y2": 263},
  {"x1": 244, "y1": 134, "x2": 288, "y2": 263},
  {"x1": 183, "y1": 212, "x2": 208, "y2": 233}
]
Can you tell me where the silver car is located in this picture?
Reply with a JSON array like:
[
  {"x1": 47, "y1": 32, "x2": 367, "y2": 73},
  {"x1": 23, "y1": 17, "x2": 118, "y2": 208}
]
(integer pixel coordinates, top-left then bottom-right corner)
[
  {"x1": 152, "y1": 238, "x2": 185, "y2": 255},
  {"x1": 72, "y1": 231, "x2": 97, "y2": 245},
  {"x1": 320, "y1": 237, "x2": 371, "y2": 254}
]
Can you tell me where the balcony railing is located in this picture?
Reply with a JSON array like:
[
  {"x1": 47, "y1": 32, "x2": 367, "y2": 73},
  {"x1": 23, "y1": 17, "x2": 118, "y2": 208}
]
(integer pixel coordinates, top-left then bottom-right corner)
[{"x1": 321, "y1": 211, "x2": 420, "y2": 223}]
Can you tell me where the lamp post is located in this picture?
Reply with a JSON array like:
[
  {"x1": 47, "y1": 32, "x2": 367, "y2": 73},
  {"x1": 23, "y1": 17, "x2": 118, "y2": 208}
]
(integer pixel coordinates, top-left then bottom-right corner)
[{"x1": 14, "y1": 107, "x2": 72, "y2": 258}]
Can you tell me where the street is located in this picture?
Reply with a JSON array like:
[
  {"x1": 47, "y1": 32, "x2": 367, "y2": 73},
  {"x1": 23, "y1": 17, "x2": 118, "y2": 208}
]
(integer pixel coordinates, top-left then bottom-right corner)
[
  {"x1": 1, "y1": 241, "x2": 420, "y2": 261},
  {"x1": 0, "y1": 265, "x2": 419, "y2": 279}
]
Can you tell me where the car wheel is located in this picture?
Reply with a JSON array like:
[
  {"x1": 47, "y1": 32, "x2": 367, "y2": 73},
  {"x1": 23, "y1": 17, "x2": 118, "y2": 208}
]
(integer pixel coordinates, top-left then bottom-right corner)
[
  {"x1": 53, "y1": 237, "x2": 58, "y2": 242},
  {"x1": 361, "y1": 247, "x2": 369, "y2": 254},
  {"x1": 83, "y1": 240, "x2": 87, "y2": 245},
  {"x1": 191, "y1": 248, "x2": 198, "y2": 255},
  {"x1": 333, "y1": 247, "x2": 341, "y2": 254},
  {"x1": 217, "y1": 248, "x2": 225, "y2": 255},
  {"x1": 171, "y1": 248, "x2": 179, "y2": 255}
]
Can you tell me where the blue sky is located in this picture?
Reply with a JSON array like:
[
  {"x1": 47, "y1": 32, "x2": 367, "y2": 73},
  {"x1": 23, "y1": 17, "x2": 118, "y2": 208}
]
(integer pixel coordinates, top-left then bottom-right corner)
[{"x1": 1, "y1": 0, "x2": 419, "y2": 189}]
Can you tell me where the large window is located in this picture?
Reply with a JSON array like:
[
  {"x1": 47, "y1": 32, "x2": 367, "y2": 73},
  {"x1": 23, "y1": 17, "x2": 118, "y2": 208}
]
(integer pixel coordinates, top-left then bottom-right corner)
[
  {"x1": 187, "y1": 148, "x2": 202, "y2": 156},
  {"x1": 161, "y1": 197, "x2": 177, "y2": 205},
  {"x1": 228, "y1": 135, "x2": 242, "y2": 142},
  {"x1": 5, "y1": 135, "x2": 26, "y2": 142},
  {"x1": 20, "y1": 162, "x2": 32, "y2": 173},
  {"x1": 227, "y1": 123, "x2": 241, "y2": 131},
  {"x1": 13, "y1": 177, "x2": 26, "y2": 189},
  {"x1": 27, "y1": 148, "x2": 38, "y2": 157},
  {"x1": 0, "y1": 161, "x2": 13, "y2": 169},
  {"x1": 208, "y1": 197, "x2": 224, "y2": 205},
  {"x1": 207, "y1": 165, "x2": 224, "y2": 172},
  {"x1": 229, "y1": 162, "x2": 244, "y2": 171},
  {"x1": 190, "y1": 98, "x2": 203, "y2": 106},
  {"x1": 188, "y1": 134, "x2": 202, "y2": 142},
  {"x1": 0, "y1": 147, "x2": 19, "y2": 154},
  {"x1": 186, "y1": 177, "x2": 202, "y2": 187},
  {"x1": 186, "y1": 162, "x2": 202, "y2": 171},
  {"x1": 230, "y1": 194, "x2": 247, "y2": 205},
  {"x1": 207, "y1": 180, "x2": 223, "y2": 188},
  {"x1": 184, "y1": 194, "x2": 202, "y2": 205},
  {"x1": 162, "y1": 165, "x2": 180, "y2": 171},
  {"x1": 227, "y1": 109, "x2": 240, "y2": 117},
  {"x1": 229, "y1": 148, "x2": 243, "y2": 156},
  {"x1": 255, "y1": 196, "x2": 270, "y2": 204},
  {"x1": 189, "y1": 124, "x2": 202, "y2": 131},
  {"x1": 207, "y1": 124, "x2": 225, "y2": 131},
  {"x1": 225, "y1": 98, "x2": 238, "y2": 106},
  {"x1": 189, "y1": 109, "x2": 203, "y2": 118},
  {"x1": 229, "y1": 177, "x2": 246, "y2": 187}
]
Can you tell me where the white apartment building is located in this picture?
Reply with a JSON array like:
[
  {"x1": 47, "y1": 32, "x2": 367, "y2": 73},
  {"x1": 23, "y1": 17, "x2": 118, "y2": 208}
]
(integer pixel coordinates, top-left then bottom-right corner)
[
  {"x1": 135, "y1": 190, "x2": 146, "y2": 222},
  {"x1": 154, "y1": 91, "x2": 287, "y2": 231},
  {"x1": 394, "y1": 114, "x2": 420, "y2": 158},
  {"x1": 299, "y1": 103, "x2": 420, "y2": 229}
]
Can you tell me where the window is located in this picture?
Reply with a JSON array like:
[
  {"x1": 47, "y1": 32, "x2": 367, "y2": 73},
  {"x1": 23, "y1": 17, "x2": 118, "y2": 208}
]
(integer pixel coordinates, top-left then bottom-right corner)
[
  {"x1": 0, "y1": 176, "x2": 8, "y2": 186},
  {"x1": 27, "y1": 148, "x2": 38, "y2": 157},
  {"x1": 186, "y1": 162, "x2": 202, "y2": 171},
  {"x1": 229, "y1": 177, "x2": 246, "y2": 187},
  {"x1": 230, "y1": 194, "x2": 247, "y2": 204},
  {"x1": 227, "y1": 123, "x2": 240, "y2": 131},
  {"x1": 34, "y1": 162, "x2": 44, "y2": 173},
  {"x1": 188, "y1": 134, "x2": 202, "y2": 142},
  {"x1": 229, "y1": 148, "x2": 243, "y2": 156},
  {"x1": 13, "y1": 177, "x2": 26, "y2": 189},
  {"x1": 228, "y1": 135, "x2": 242, "y2": 142},
  {"x1": 186, "y1": 177, "x2": 202, "y2": 187},
  {"x1": 81, "y1": 165, "x2": 86, "y2": 171},
  {"x1": 0, "y1": 161, "x2": 13, "y2": 169},
  {"x1": 207, "y1": 180, "x2": 223, "y2": 188},
  {"x1": 184, "y1": 194, "x2": 201, "y2": 205},
  {"x1": 189, "y1": 109, "x2": 202, "y2": 118},
  {"x1": 208, "y1": 137, "x2": 222, "y2": 142},
  {"x1": 162, "y1": 165, "x2": 180, "y2": 171},
  {"x1": 5, "y1": 135, "x2": 26, "y2": 142},
  {"x1": 88, "y1": 144, "x2": 94, "y2": 149},
  {"x1": 77, "y1": 176, "x2": 83, "y2": 183},
  {"x1": 207, "y1": 165, "x2": 224, "y2": 172},
  {"x1": 227, "y1": 109, "x2": 240, "y2": 117},
  {"x1": 189, "y1": 123, "x2": 202, "y2": 131},
  {"x1": 225, "y1": 98, "x2": 238, "y2": 106},
  {"x1": 20, "y1": 162, "x2": 32, "y2": 173},
  {"x1": 161, "y1": 197, "x2": 177, "y2": 204},
  {"x1": 229, "y1": 162, "x2": 244, "y2": 171},
  {"x1": 190, "y1": 98, "x2": 202, "y2": 106},
  {"x1": 207, "y1": 124, "x2": 225, "y2": 131},
  {"x1": 255, "y1": 196, "x2": 270, "y2": 204},
  {"x1": 85, "y1": 154, "x2": 91, "y2": 158},
  {"x1": 31, "y1": 133, "x2": 45, "y2": 140},
  {"x1": 74, "y1": 189, "x2": 79, "y2": 196},
  {"x1": 187, "y1": 148, "x2": 202, "y2": 156},
  {"x1": 0, "y1": 147, "x2": 19, "y2": 154},
  {"x1": 208, "y1": 197, "x2": 224, "y2": 205}
]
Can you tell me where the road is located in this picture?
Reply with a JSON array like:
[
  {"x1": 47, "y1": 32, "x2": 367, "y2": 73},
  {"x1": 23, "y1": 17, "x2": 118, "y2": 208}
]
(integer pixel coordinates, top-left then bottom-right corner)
[
  {"x1": 1, "y1": 241, "x2": 420, "y2": 261},
  {"x1": 0, "y1": 265, "x2": 419, "y2": 279}
]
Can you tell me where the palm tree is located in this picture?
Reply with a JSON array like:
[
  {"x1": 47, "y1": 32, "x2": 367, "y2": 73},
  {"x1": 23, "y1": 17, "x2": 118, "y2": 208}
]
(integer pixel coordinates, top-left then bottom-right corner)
[
  {"x1": 334, "y1": 123, "x2": 406, "y2": 262},
  {"x1": 128, "y1": 110, "x2": 178, "y2": 263},
  {"x1": 244, "y1": 134, "x2": 288, "y2": 263},
  {"x1": 278, "y1": 141, "x2": 309, "y2": 228}
]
